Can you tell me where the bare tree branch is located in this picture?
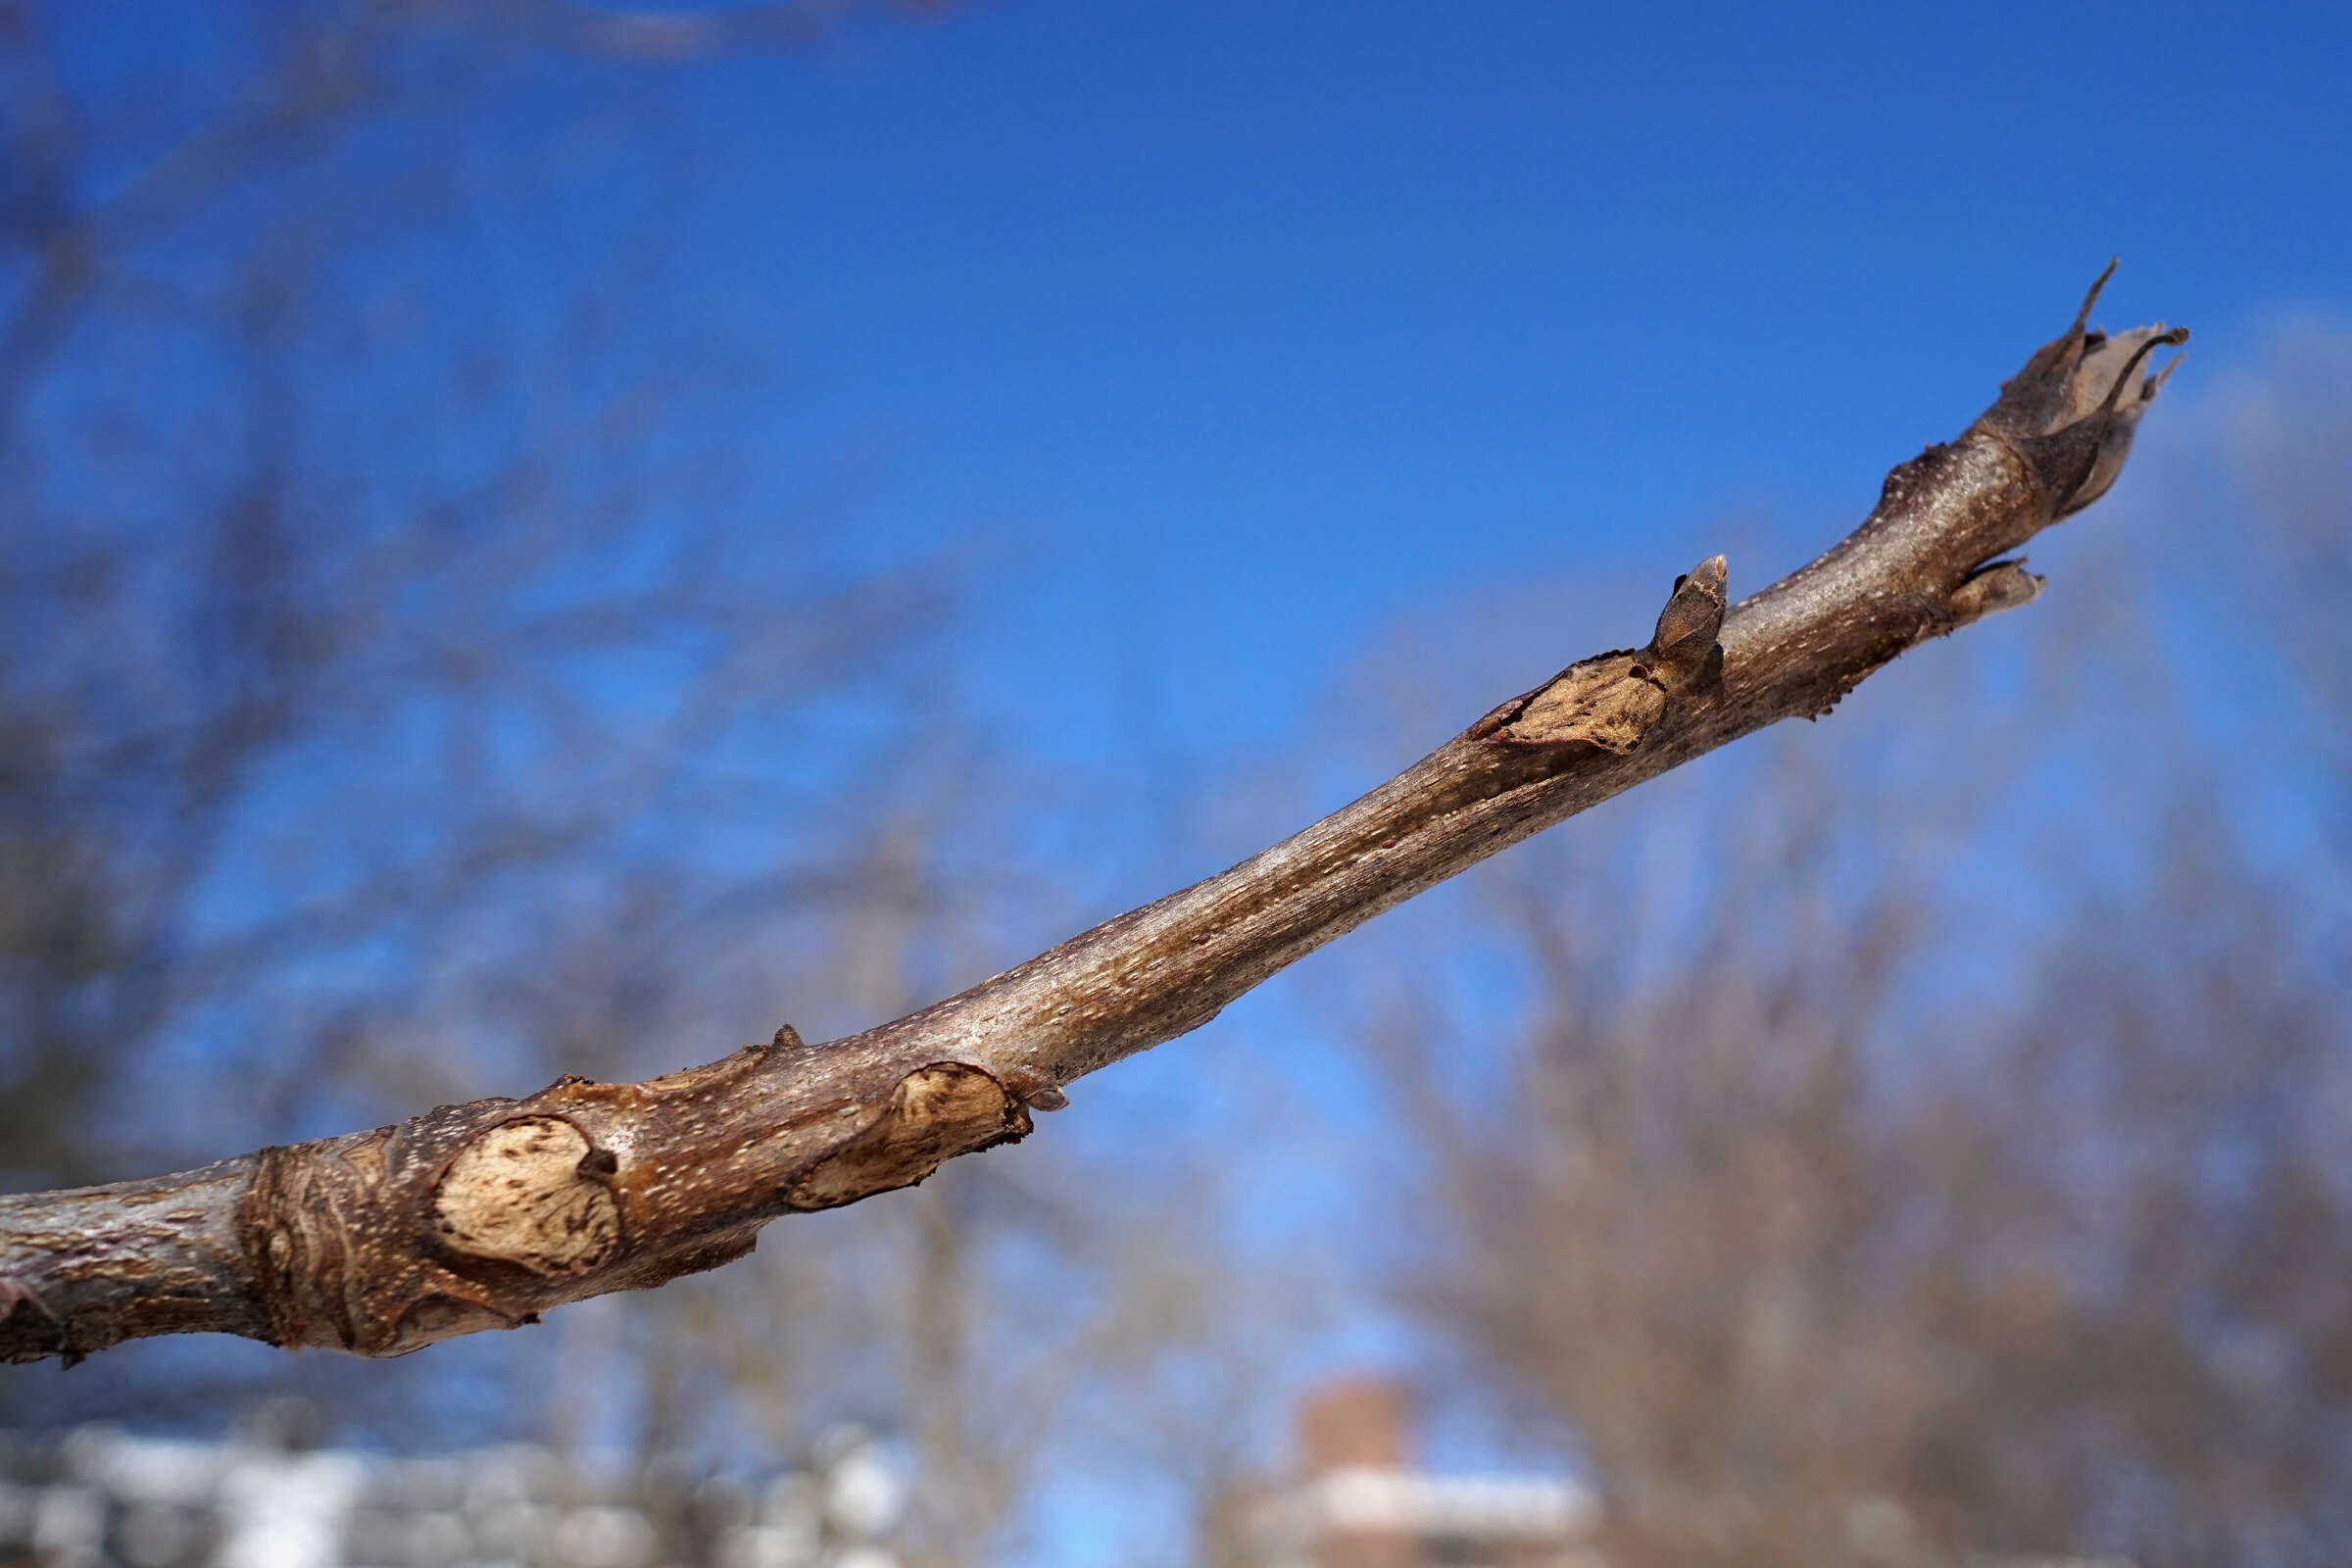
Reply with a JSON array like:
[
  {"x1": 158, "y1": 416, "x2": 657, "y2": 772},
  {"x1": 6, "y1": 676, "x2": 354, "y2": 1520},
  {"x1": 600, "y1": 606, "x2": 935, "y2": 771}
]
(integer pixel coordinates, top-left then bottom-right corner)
[{"x1": 0, "y1": 270, "x2": 2185, "y2": 1365}]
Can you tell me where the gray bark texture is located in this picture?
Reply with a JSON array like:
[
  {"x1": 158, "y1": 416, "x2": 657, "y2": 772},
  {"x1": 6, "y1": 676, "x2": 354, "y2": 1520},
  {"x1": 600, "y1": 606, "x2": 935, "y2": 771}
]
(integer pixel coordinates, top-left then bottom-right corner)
[{"x1": 0, "y1": 270, "x2": 2185, "y2": 1365}]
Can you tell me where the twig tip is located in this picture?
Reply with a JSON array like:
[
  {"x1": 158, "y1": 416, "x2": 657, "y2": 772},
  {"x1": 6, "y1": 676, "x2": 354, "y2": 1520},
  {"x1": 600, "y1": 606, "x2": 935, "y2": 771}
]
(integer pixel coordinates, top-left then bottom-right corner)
[{"x1": 2073, "y1": 258, "x2": 2120, "y2": 334}]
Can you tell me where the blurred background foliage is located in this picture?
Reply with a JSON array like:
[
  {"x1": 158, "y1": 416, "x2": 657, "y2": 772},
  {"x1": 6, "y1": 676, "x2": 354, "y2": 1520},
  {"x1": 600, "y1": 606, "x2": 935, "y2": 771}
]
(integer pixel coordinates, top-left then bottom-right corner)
[{"x1": 2, "y1": 2, "x2": 2348, "y2": 1565}]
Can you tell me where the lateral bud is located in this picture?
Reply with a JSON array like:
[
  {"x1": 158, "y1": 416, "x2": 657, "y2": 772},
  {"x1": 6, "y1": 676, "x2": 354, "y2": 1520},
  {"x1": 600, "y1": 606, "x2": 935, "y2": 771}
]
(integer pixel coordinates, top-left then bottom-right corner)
[
  {"x1": 1471, "y1": 556, "x2": 1728, "y2": 752},
  {"x1": 1945, "y1": 559, "x2": 2045, "y2": 629},
  {"x1": 1001, "y1": 1063, "x2": 1070, "y2": 1112},
  {"x1": 1645, "y1": 554, "x2": 1728, "y2": 690}
]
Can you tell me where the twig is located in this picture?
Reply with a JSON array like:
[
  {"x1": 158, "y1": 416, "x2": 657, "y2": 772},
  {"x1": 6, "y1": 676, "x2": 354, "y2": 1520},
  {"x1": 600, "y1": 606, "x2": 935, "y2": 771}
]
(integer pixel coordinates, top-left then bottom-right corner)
[{"x1": 0, "y1": 270, "x2": 2185, "y2": 1364}]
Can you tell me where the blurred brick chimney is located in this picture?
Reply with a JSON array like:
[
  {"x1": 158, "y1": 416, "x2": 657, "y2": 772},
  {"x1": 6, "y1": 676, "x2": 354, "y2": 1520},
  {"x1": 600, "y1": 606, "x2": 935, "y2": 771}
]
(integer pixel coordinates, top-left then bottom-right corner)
[
  {"x1": 1299, "y1": 1378, "x2": 1415, "y2": 1473},
  {"x1": 1298, "y1": 1378, "x2": 1419, "y2": 1568}
]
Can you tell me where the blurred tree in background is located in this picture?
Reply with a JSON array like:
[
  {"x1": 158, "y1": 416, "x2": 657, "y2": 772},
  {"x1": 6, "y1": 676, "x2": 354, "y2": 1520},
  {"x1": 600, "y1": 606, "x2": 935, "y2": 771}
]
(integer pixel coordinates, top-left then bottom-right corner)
[
  {"x1": 0, "y1": 0, "x2": 963, "y2": 1198},
  {"x1": 1348, "y1": 339, "x2": 2352, "y2": 1568},
  {"x1": 0, "y1": 6, "x2": 1269, "y2": 1559}
]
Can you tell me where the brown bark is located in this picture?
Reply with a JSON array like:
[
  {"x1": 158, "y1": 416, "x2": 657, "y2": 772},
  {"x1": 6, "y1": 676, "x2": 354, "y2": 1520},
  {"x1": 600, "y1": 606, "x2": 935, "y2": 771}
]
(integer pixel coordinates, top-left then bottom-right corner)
[{"x1": 0, "y1": 270, "x2": 2185, "y2": 1366}]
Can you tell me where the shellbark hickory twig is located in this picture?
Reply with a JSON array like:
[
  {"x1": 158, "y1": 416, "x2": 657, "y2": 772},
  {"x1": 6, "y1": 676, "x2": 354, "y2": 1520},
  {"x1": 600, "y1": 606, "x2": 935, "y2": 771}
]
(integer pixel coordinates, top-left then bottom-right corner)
[{"x1": 0, "y1": 268, "x2": 2186, "y2": 1366}]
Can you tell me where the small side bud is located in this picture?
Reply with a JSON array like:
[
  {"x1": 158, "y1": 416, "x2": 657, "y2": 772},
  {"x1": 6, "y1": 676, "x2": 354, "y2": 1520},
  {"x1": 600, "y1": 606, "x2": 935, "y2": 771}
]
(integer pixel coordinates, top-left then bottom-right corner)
[
  {"x1": 1000, "y1": 1064, "x2": 1069, "y2": 1112},
  {"x1": 1945, "y1": 559, "x2": 2045, "y2": 629},
  {"x1": 1475, "y1": 555, "x2": 1728, "y2": 751},
  {"x1": 1645, "y1": 555, "x2": 1728, "y2": 690}
]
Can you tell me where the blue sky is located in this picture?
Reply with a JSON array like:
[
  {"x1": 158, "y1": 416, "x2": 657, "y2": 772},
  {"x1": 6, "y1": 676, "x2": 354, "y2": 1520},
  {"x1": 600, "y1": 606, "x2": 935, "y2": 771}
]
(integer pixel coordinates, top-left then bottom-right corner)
[{"x1": 616, "y1": 0, "x2": 2351, "y2": 766}]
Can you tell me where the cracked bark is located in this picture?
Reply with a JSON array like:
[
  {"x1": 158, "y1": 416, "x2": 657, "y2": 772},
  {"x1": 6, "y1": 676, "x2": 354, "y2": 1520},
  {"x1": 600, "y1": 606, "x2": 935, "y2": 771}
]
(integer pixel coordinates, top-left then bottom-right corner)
[{"x1": 0, "y1": 270, "x2": 2186, "y2": 1365}]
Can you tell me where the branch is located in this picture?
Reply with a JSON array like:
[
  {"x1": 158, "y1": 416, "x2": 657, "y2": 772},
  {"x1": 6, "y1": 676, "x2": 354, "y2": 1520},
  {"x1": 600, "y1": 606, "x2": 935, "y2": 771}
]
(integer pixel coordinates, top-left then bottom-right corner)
[{"x1": 0, "y1": 270, "x2": 2186, "y2": 1365}]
